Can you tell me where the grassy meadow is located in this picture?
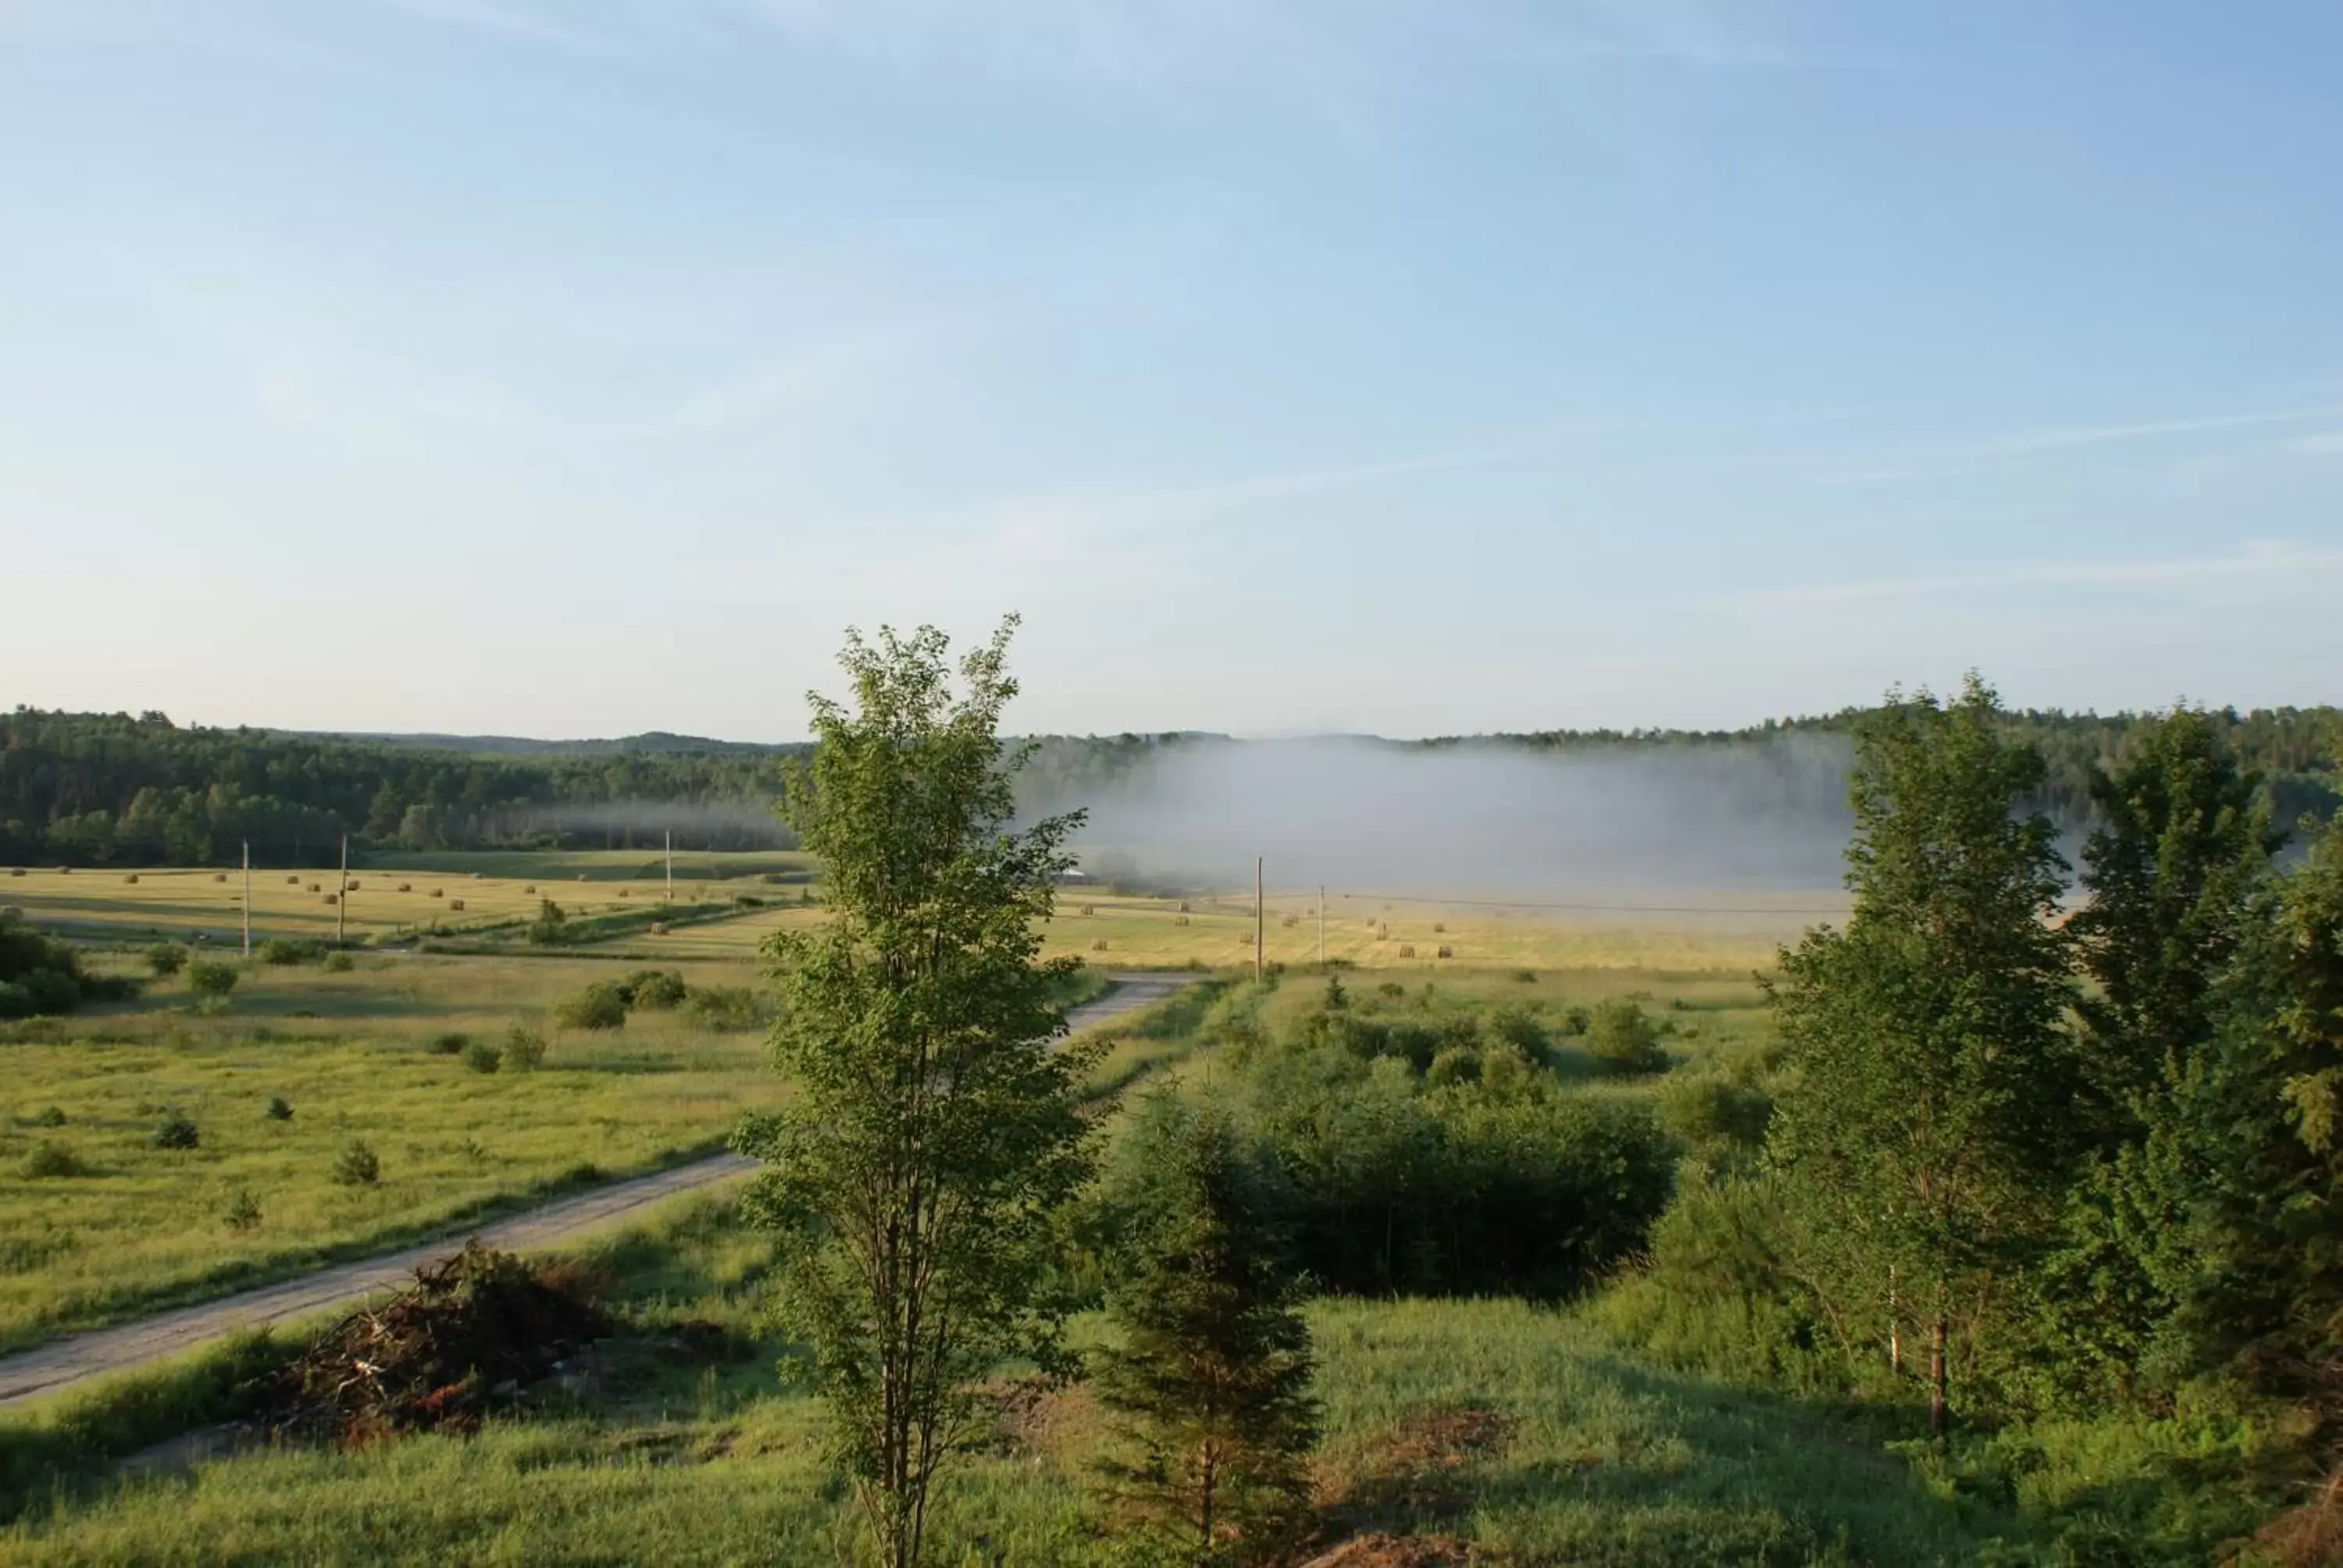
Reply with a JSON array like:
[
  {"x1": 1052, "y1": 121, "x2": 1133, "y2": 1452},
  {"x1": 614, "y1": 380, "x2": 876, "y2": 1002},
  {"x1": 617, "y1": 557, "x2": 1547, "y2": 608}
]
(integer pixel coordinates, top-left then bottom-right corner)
[
  {"x1": 2, "y1": 1193, "x2": 2246, "y2": 1568},
  {"x1": 0, "y1": 953, "x2": 783, "y2": 1353}
]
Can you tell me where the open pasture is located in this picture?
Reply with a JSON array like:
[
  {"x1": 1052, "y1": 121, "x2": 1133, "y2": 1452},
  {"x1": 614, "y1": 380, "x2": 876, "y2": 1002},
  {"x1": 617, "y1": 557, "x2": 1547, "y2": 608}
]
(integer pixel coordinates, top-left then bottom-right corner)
[{"x1": 0, "y1": 954, "x2": 783, "y2": 1354}]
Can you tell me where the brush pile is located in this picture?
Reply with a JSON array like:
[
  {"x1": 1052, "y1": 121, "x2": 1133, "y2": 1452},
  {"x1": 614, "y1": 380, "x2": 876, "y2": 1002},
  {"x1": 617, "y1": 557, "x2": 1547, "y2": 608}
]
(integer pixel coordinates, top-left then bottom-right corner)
[{"x1": 262, "y1": 1243, "x2": 604, "y2": 1445}]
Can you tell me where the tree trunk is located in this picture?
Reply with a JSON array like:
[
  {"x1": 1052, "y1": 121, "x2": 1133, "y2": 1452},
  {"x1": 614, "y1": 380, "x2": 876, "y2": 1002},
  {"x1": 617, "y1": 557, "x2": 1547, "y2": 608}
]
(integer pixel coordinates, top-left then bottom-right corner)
[
  {"x1": 1888, "y1": 1265, "x2": 1902, "y2": 1374},
  {"x1": 1928, "y1": 1317, "x2": 1949, "y2": 1438}
]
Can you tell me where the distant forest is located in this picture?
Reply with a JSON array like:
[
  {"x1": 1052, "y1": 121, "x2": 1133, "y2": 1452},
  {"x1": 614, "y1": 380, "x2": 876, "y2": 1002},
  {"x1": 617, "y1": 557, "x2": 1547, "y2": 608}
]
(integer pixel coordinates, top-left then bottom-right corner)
[{"x1": 2, "y1": 704, "x2": 2335, "y2": 868}]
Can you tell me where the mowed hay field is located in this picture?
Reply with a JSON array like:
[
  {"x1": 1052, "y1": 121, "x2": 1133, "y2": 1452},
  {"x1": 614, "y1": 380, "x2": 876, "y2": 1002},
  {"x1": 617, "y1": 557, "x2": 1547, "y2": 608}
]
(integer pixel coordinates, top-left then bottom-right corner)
[
  {"x1": 624, "y1": 888, "x2": 1849, "y2": 973},
  {"x1": 0, "y1": 955, "x2": 783, "y2": 1353},
  {"x1": 0, "y1": 850, "x2": 818, "y2": 946}
]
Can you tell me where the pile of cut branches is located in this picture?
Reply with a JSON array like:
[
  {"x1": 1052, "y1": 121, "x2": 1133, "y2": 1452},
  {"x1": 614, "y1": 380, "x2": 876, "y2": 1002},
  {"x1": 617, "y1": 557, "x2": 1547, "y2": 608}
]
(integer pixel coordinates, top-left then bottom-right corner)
[{"x1": 262, "y1": 1242, "x2": 604, "y2": 1445}]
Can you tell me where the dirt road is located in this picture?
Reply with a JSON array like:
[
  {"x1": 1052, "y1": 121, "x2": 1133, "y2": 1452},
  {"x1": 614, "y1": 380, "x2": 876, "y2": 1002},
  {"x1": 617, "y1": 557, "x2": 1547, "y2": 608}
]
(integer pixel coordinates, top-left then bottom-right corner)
[{"x1": 0, "y1": 973, "x2": 1192, "y2": 1411}]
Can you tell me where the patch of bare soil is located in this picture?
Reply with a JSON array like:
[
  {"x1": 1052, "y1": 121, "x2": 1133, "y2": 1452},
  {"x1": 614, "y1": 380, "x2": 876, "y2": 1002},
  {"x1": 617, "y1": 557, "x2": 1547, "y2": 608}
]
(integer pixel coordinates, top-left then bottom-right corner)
[
  {"x1": 1296, "y1": 1533, "x2": 1478, "y2": 1568},
  {"x1": 2254, "y1": 1466, "x2": 2343, "y2": 1567},
  {"x1": 1317, "y1": 1406, "x2": 1513, "y2": 1524}
]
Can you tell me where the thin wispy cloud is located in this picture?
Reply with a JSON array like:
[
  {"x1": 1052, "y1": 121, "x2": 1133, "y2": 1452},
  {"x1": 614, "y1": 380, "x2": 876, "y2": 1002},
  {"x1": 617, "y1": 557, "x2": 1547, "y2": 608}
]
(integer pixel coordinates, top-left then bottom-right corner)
[
  {"x1": 1806, "y1": 402, "x2": 2343, "y2": 484},
  {"x1": 1725, "y1": 541, "x2": 2343, "y2": 610}
]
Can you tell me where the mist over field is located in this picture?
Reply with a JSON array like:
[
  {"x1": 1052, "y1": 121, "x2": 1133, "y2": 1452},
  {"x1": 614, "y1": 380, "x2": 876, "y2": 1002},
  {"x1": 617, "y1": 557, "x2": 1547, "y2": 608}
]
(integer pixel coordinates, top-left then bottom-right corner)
[{"x1": 1058, "y1": 736, "x2": 1857, "y2": 899}]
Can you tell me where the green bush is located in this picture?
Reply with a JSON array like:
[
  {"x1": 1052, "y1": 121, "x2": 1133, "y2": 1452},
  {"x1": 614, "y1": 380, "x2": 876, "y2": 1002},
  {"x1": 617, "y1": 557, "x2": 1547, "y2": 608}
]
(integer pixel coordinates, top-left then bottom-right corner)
[
  {"x1": 464, "y1": 1038, "x2": 503, "y2": 1074},
  {"x1": 255, "y1": 938, "x2": 324, "y2": 966},
  {"x1": 184, "y1": 960, "x2": 238, "y2": 999},
  {"x1": 322, "y1": 951, "x2": 353, "y2": 973},
  {"x1": 501, "y1": 1027, "x2": 547, "y2": 1072},
  {"x1": 154, "y1": 1113, "x2": 200, "y2": 1150},
  {"x1": 264, "y1": 1096, "x2": 294, "y2": 1122},
  {"x1": 679, "y1": 985, "x2": 768, "y2": 1031},
  {"x1": 429, "y1": 1031, "x2": 469, "y2": 1055},
  {"x1": 223, "y1": 1191, "x2": 262, "y2": 1232},
  {"x1": 0, "y1": 911, "x2": 95, "y2": 1016},
  {"x1": 1560, "y1": 1004, "x2": 1592, "y2": 1036},
  {"x1": 1657, "y1": 1071, "x2": 1773, "y2": 1155},
  {"x1": 552, "y1": 981, "x2": 628, "y2": 1032},
  {"x1": 333, "y1": 1140, "x2": 380, "y2": 1185},
  {"x1": 1585, "y1": 998, "x2": 1669, "y2": 1074},
  {"x1": 145, "y1": 943, "x2": 189, "y2": 977},
  {"x1": 526, "y1": 899, "x2": 571, "y2": 946},
  {"x1": 31, "y1": 1105, "x2": 66, "y2": 1128},
  {"x1": 22, "y1": 1141, "x2": 89, "y2": 1179},
  {"x1": 616, "y1": 968, "x2": 686, "y2": 1010}
]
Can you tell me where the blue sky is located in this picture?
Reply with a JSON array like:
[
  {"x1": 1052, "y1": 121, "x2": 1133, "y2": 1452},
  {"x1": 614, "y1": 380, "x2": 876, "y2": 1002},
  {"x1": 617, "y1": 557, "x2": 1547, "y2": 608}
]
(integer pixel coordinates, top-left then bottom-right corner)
[{"x1": 3, "y1": 0, "x2": 2338, "y2": 740}]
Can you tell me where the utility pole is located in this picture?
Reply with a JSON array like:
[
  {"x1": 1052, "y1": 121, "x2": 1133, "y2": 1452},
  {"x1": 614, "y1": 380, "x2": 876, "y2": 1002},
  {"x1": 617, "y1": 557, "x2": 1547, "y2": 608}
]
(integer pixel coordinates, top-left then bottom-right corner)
[
  {"x1": 336, "y1": 833, "x2": 348, "y2": 947},
  {"x1": 241, "y1": 841, "x2": 251, "y2": 959},
  {"x1": 1254, "y1": 855, "x2": 1265, "y2": 983},
  {"x1": 1318, "y1": 884, "x2": 1326, "y2": 968},
  {"x1": 665, "y1": 829, "x2": 674, "y2": 904}
]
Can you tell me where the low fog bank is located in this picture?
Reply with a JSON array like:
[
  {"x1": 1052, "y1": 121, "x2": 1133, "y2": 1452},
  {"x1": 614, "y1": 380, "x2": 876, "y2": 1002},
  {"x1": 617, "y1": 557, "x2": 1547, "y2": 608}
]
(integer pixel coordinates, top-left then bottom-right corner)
[{"x1": 1054, "y1": 736, "x2": 1856, "y2": 899}]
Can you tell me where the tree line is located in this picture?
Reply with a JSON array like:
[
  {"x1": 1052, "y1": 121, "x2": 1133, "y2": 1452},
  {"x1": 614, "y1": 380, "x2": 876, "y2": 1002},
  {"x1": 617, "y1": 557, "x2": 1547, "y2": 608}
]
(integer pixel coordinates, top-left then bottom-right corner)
[
  {"x1": 1610, "y1": 680, "x2": 2343, "y2": 1459},
  {"x1": 0, "y1": 708, "x2": 803, "y2": 864}
]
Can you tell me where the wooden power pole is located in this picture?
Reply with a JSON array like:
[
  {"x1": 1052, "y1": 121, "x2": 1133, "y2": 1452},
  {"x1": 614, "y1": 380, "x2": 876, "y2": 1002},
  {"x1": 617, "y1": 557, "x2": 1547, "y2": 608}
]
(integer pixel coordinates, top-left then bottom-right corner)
[
  {"x1": 1254, "y1": 856, "x2": 1265, "y2": 982},
  {"x1": 665, "y1": 829, "x2": 674, "y2": 904},
  {"x1": 336, "y1": 833, "x2": 348, "y2": 947},
  {"x1": 1318, "y1": 884, "x2": 1326, "y2": 968},
  {"x1": 241, "y1": 840, "x2": 251, "y2": 959}
]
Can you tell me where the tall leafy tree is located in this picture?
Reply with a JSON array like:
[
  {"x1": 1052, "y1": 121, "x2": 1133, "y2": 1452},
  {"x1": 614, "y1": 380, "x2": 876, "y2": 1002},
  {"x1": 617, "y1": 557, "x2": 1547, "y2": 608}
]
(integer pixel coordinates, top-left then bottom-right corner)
[
  {"x1": 2070, "y1": 706, "x2": 2279, "y2": 1128},
  {"x1": 2044, "y1": 708, "x2": 2278, "y2": 1392},
  {"x1": 733, "y1": 620, "x2": 1104, "y2": 1568},
  {"x1": 1093, "y1": 1092, "x2": 1319, "y2": 1566},
  {"x1": 2148, "y1": 814, "x2": 2343, "y2": 1401},
  {"x1": 1766, "y1": 675, "x2": 2079, "y2": 1434}
]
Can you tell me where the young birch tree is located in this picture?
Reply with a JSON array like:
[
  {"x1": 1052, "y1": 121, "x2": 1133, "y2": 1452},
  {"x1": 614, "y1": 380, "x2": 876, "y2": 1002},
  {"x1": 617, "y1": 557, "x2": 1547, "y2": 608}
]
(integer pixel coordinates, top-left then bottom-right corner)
[
  {"x1": 1766, "y1": 675, "x2": 2079, "y2": 1434},
  {"x1": 735, "y1": 620, "x2": 1104, "y2": 1568}
]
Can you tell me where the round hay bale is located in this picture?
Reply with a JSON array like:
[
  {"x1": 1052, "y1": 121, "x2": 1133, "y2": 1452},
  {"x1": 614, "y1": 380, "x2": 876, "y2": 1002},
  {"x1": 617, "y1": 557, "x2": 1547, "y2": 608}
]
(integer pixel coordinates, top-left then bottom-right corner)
[
  {"x1": 1090, "y1": 938, "x2": 1108, "y2": 951},
  {"x1": 1177, "y1": 901, "x2": 1190, "y2": 914},
  {"x1": 7, "y1": 868, "x2": 23, "y2": 878},
  {"x1": 1436, "y1": 945, "x2": 1453, "y2": 959},
  {"x1": 523, "y1": 886, "x2": 535, "y2": 894},
  {"x1": 59, "y1": 866, "x2": 72, "y2": 875},
  {"x1": 618, "y1": 889, "x2": 629, "y2": 899},
  {"x1": 449, "y1": 898, "x2": 466, "y2": 911},
  {"x1": 577, "y1": 874, "x2": 588, "y2": 882},
  {"x1": 346, "y1": 879, "x2": 361, "y2": 891},
  {"x1": 323, "y1": 893, "x2": 338, "y2": 905},
  {"x1": 398, "y1": 882, "x2": 412, "y2": 893},
  {"x1": 1175, "y1": 914, "x2": 1190, "y2": 927},
  {"x1": 123, "y1": 873, "x2": 139, "y2": 884},
  {"x1": 213, "y1": 872, "x2": 226, "y2": 883},
  {"x1": 307, "y1": 882, "x2": 322, "y2": 893},
  {"x1": 649, "y1": 921, "x2": 669, "y2": 935},
  {"x1": 472, "y1": 872, "x2": 485, "y2": 880},
  {"x1": 1397, "y1": 943, "x2": 1417, "y2": 958},
  {"x1": 1432, "y1": 922, "x2": 1446, "y2": 934},
  {"x1": 430, "y1": 888, "x2": 444, "y2": 899},
  {"x1": 1079, "y1": 903, "x2": 1096, "y2": 916},
  {"x1": 1281, "y1": 914, "x2": 1299, "y2": 928}
]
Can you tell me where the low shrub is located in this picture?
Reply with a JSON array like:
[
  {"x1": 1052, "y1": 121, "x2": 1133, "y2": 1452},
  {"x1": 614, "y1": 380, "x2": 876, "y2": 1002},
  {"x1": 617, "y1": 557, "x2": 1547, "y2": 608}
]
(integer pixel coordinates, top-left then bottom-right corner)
[
  {"x1": 551, "y1": 982, "x2": 628, "y2": 1032},
  {"x1": 680, "y1": 985, "x2": 768, "y2": 1031},
  {"x1": 32, "y1": 1105, "x2": 67, "y2": 1128},
  {"x1": 265, "y1": 1096, "x2": 294, "y2": 1122},
  {"x1": 333, "y1": 1140, "x2": 381, "y2": 1185},
  {"x1": 154, "y1": 1113, "x2": 200, "y2": 1150},
  {"x1": 1585, "y1": 998, "x2": 1669, "y2": 1074},
  {"x1": 256, "y1": 938, "x2": 325, "y2": 966},
  {"x1": 617, "y1": 968, "x2": 686, "y2": 1010},
  {"x1": 23, "y1": 1141, "x2": 90, "y2": 1179},
  {"x1": 464, "y1": 1039, "x2": 503, "y2": 1074},
  {"x1": 145, "y1": 943, "x2": 190, "y2": 977},
  {"x1": 429, "y1": 1032, "x2": 469, "y2": 1056},
  {"x1": 184, "y1": 960, "x2": 238, "y2": 1000},
  {"x1": 322, "y1": 952, "x2": 353, "y2": 973},
  {"x1": 501, "y1": 1027, "x2": 547, "y2": 1072},
  {"x1": 224, "y1": 1191, "x2": 262, "y2": 1232}
]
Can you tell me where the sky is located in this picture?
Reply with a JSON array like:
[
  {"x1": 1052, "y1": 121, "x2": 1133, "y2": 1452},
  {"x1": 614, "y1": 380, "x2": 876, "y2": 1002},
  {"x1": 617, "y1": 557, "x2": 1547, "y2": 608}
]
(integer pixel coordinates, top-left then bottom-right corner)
[{"x1": 2, "y1": 0, "x2": 2339, "y2": 742}]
